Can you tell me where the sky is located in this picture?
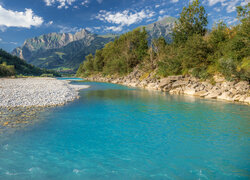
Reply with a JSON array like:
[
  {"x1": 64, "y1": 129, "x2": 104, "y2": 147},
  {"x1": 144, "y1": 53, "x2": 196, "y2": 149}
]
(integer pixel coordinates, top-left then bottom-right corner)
[{"x1": 0, "y1": 0, "x2": 249, "y2": 52}]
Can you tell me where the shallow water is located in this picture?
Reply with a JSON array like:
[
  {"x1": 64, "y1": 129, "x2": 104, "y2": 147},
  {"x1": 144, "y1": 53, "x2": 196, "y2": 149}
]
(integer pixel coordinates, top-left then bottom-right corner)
[{"x1": 0, "y1": 81, "x2": 249, "y2": 180}]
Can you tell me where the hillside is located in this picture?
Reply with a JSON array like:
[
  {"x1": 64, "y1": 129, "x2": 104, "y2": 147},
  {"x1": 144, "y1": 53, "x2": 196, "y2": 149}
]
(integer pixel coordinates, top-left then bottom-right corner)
[
  {"x1": 12, "y1": 30, "x2": 116, "y2": 72},
  {"x1": 0, "y1": 49, "x2": 60, "y2": 77},
  {"x1": 12, "y1": 17, "x2": 176, "y2": 72}
]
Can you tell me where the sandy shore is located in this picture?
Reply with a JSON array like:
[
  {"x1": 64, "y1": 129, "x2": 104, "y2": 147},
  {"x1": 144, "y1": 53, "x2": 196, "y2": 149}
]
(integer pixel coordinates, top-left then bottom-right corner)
[{"x1": 0, "y1": 78, "x2": 89, "y2": 107}]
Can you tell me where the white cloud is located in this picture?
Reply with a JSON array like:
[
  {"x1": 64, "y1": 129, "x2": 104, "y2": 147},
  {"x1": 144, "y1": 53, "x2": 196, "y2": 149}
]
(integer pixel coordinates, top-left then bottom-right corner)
[
  {"x1": 155, "y1": 5, "x2": 160, "y2": 8},
  {"x1": 96, "y1": 0, "x2": 103, "y2": 4},
  {"x1": 159, "y1": 10, "x2": 166, "y2": 15},
  {"x1": 96, "y1": 9, "x2": 155, "y2": 26},
  {"x1": 226, "y1": 0, "x2": 240, "y2": 13},
  {"x1": 241, "y1": 1, "x2": 249, "y2": 6},
  {"x1": 213, "y1": 7, "x2": 221, "y2": 12},
  {"x1": 0, "y1": 5, "x2": 43, "y2": 29},
  {"x1": 171, "y1": 0, "x2": 179, "y2": 3},
  {"x1": 207, "y1": 0, "x2": 227, "y2": 6},
  {"x1": 0, "y1": 38, "x2": 2, "y2": 41},
  {"x1": 207, "y1": 0, "x2": 245, "y2": 13},
  {"x1": 81, "y1": 0, "x2": 90, "y2": 7},
  {"x1": 44, "y1": 0, "x2": 77, "y2": 8},
  {"x1": 96, "y1": 9, "x2": 155, "y2": 32},
  {"x1": 58, "y1": 25, "x2": 83, "y2": 33},
  {"x1": 104, "y1": 25, "x2": 123, "y2": 32}
]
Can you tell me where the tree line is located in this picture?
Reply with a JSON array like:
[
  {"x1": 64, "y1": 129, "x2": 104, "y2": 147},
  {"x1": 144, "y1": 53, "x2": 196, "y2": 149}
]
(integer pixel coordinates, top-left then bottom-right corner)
[
  {"x1": 0, "y1": 49, "x2": 60, "y2": 77},
  {"x1": 77, "y1": 0, "x2": 249, "y2": 82}
]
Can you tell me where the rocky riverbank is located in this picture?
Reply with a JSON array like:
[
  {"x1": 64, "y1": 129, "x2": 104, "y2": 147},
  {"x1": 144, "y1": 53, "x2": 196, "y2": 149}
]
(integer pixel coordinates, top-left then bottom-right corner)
[
  {"x1": 0, "y1": 77, "x2": 89, "y2": 107},
  {"x1": 85, "y1": 70, "x2": 250, "y2": 105},
  {"x1": 0, "y1": 78, "x2": 89, "y2": 130}
]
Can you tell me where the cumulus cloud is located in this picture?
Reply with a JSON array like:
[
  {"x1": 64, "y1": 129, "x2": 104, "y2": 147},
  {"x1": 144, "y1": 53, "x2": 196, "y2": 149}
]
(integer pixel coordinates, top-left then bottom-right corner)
[
  {"x1": 225, "y1": 0, "x2": 241, "y2": 13},
  {"x1": 96, "y1": 9, "x2": 155, "y2": 32},
  {"x1": 0, "y1": 5, "x2": 43, "y2": 30},
  {"x1": 207, "y1": 0, "x2": 245, "y2": 13},
  {"x1": 81, "y1": 0, "x2": 90, "y2": 7},
  {"x1": 159, "y1": 10, "x2": 166, "y2": 15},
  {"x1": 44, "y1": 0, "x2": 77, "y2": 8},
  {"x1": 171, "y1": 0, "x2": 179, "y2": 3},
  {"x1": 104, "y1": 25, "x2": 123, "y2": 32},
  {"x1": 96, "y1": 9, "x2": 155, "y2": 26}
]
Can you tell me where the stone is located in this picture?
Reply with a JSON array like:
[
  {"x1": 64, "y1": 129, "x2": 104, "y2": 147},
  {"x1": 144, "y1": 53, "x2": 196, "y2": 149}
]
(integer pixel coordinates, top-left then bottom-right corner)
[
  {"x1": 243, "y1": 96, "x2": 250, "y2": 104},
  {"x1": 167, "y1": 75, "x2": 183, "y2": 81},
  {"x1": 194, "y1": 91, "x2": 208, "y2": 97},
  {"x1": 159, "y1": 78, "x2": 171, "y2": 88},
  {"x1": 184, "y1": 88, "x2": 196, "y2": 95},
  {"x1": 205, "y1": 90, "x2": 222, "y2": 99},
  {"x1": 172, "y1": 81, "x2": 189, "y2": 88},
  {"x1": 217, "y1": 92, "x2": 234, "y2": 101}
]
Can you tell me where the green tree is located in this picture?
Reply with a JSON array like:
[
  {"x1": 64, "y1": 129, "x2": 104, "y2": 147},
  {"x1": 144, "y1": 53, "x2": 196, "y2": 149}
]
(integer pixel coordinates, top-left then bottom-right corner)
[{"x1": 172, "y1": 0, "x2": 208, "y2": 44}]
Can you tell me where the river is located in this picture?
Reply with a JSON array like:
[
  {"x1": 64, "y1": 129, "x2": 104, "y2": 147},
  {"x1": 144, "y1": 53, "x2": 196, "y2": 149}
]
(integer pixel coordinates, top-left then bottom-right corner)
[{"x1": 0, "y1": 80, "x2": 249, "y2": 179}]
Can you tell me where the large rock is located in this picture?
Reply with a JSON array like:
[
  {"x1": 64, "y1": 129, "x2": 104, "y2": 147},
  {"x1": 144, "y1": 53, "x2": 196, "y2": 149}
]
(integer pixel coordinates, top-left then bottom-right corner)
[
  {"x1": 244, "y1": 96, "x2": 250, "y2": 104},
  {"x1": 194, "y1": 90, "x2": 208, "y2": 97},
  {"x1": 205, "y1": 90, "x2": 222, "y2": 99},
  {"x1": 172, "y1": 80, "x2": 189, "y2": 88},
  {"x1": 184, "y1": 88, "x2": 196, "y2": 95},
  {"x1": 217, "y1": 92, "x2": 234, "y2": 101},
  {"x1": 159, "y1": 78, "x2": 171, "y2": 88},
  {"x1": 168, "y1": 75, "x2": 183, "y2": 81}
]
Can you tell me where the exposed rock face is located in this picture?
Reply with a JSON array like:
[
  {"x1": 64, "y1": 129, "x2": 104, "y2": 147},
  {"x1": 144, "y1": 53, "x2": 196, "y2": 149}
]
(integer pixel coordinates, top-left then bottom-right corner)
[
  {"x1": 12, "y1": 17, "x2": 176, "y2": 71},
  {"x1": 85, "y1": 69, "x2": 250, "y2": 105},
  {"x1": 12, "y1": 29, "x2": 116, "y2": 71},
  {"x1": 143, "y1": 16, "x2": 176, "y2": 43}
]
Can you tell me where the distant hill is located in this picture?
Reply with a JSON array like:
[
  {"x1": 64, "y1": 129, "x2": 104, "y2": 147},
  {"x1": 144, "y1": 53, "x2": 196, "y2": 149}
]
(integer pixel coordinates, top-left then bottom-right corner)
[
  {"x1": 12, "y1": 30, "x2": 116, "y2": 72},
  {"x1": 0, "y1": 49, "x2": 60, "y2": 77}
]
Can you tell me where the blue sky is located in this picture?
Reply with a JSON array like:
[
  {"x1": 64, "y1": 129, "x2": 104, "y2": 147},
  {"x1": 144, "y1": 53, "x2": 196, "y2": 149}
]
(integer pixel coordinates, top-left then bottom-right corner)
[{"x1": 0, "y1": 0, "x2": 248, "y2": 52}]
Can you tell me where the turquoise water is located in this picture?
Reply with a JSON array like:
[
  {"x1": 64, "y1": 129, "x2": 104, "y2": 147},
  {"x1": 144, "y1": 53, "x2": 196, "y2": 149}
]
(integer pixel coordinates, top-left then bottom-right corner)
[{"x1": 0, "y1": 81, "x2": 250, "y2": 179}]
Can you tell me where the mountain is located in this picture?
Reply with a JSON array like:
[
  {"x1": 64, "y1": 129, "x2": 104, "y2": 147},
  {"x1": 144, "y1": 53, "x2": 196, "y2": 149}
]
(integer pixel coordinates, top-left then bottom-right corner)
[
  {"x1": 143, "y1": 16, "x2": 176, "y2": 43},
  {"x1": 12, "y1": 30, "x2": 116, "y2": 72},
  {"x1": 12, "y1": 17, "x2": 176, "y2": 72},
  {"x1": 0, "y1": 49, "x2": 60, "y2": 77}
]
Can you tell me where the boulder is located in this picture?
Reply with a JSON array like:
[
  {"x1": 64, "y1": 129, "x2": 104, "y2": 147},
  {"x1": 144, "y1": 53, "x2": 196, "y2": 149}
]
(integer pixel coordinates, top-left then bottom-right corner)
[
  {"x1": 184, "y1": 88, "x2": 196, "y2": 95},
  {"x1": 205, "y1": 90, "x2": 222, "y2": 99},
  {"x1": 167, "y1": 75, "x2": 183, "y2": 81},
  {"x1": 159, "y1": 78, "x2": 171, "y2": 88},
  {"x1": 244, "y1": 96, "x2": 250, "y2": 104},
  {"x1": 169, "y1": 88, "x2": 182, "y2": 94},
  {"x1": 217, "y1": 92, "x2": 234, "y2": 101},
  {"x1": 194, "y1": 90, "x2": 208, "y2": 97},
  {"x1": 172, "y1": 81, "x2": 189, "y2": 88}
]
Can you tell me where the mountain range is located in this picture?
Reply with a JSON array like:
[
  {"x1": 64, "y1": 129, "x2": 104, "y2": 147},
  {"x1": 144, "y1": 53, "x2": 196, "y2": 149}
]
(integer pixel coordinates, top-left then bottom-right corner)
[{"x1": 12, "y1": 17, "x2": 177, "y2": 72}]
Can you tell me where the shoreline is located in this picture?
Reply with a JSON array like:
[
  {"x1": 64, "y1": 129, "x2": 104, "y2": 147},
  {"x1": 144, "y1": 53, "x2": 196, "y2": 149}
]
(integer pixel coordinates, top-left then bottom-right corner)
[
  {"x1": 0, "y1": 77, "x2": 89, "y2": 108},
  {"x1": 85, "y1": 70, "x2": 250, "y2": 105}
]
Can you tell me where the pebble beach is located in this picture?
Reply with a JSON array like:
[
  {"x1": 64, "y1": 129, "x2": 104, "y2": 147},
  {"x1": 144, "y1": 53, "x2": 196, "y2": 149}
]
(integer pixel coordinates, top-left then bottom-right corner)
[{"x1": 0, "y1": 77, "x2": 89, "y2": 107}]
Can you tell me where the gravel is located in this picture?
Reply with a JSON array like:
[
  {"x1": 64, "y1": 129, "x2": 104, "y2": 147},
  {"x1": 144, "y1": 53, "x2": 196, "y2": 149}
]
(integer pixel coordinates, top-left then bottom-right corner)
[{"x1": 0, "y1": 78, "x2": 89, "y2": 107}]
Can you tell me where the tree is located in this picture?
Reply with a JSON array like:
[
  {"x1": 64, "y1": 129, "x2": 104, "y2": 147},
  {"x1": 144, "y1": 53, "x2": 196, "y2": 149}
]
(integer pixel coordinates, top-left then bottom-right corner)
[
  {"x1": 172, "y1": 0, "x2": 208, "y2": 44},
  {"x1": 93, "y1": 49, "x2": 104, "y2": 72}
]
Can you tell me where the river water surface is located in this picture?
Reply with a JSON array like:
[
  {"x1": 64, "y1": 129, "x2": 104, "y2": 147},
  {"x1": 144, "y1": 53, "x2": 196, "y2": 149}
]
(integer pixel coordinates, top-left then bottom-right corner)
[{"x1": 0, "y1": 80, "x2": 249, "y2": 179}]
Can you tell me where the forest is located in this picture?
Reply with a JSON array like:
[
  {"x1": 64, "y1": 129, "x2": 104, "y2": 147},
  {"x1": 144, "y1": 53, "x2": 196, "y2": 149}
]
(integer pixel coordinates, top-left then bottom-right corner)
[
  {"x1": 77, "y1": 0, "x2": 250, "y2": 82},
  {"x1": 0, "y1": 49, "x2": 60, "y2": 77}
]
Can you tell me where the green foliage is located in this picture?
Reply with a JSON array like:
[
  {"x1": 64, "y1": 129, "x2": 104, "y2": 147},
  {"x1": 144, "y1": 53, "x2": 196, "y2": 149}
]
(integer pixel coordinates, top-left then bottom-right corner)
[
  {"x1": 0, "y1": 62, "x2": 15, "y2": 77},
  {"x1": 0, "y1": 49, "x2": 60, "y2": 77},
  {"x1": 77, "y1": 28, "x2": 148, "y2": 76},
  {"x1": 77, "y1": 2, "x2": 249, "y2": 82},
  {"x1": 172, "y1": 0, "x2": 208, "y2": 44}
]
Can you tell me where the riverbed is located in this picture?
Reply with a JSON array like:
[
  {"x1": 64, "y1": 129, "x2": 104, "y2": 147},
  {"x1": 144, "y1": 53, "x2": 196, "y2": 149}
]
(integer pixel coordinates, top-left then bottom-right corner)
[{"x1": 0, "y1": 80, "x2": 249, "y2": 179}]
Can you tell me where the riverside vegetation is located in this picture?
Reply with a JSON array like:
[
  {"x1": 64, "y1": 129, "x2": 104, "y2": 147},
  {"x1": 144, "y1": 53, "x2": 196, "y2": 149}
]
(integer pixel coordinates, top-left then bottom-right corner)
[
  {"x1": 77, "y1": 0, "x2": 250, "y2": 104},
  {"x1": 0, "y1": 49, "x2": 60, "y2": 77}
]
